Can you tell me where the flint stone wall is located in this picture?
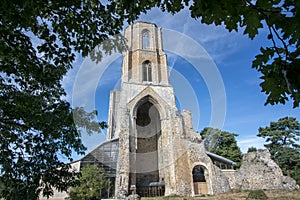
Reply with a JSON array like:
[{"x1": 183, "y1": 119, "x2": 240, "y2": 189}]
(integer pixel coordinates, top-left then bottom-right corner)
[{"x1": 226, "y1": 150, "x2": 299, "y2": 190}]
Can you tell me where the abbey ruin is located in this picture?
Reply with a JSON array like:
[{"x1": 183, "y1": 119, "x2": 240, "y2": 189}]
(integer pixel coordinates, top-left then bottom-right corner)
[{"x1": 44, "y1": 22, "x2": 298, "y2": 200}]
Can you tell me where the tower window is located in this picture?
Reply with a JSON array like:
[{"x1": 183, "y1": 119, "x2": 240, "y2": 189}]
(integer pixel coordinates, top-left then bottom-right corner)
[
  {"x1": 142, "y1": 30, "x2": 150, "y2": 49},
  {"x1": 142, "y1": 60, "x2": 152, "y2": 82}
]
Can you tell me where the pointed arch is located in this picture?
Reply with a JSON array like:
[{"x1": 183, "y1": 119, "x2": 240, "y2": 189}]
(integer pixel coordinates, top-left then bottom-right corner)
[
  {"x1": 142, "y1": 60, "x2": 152, "y2": 82},
  {"x1": 129, "y1": 94, "x2": 162, "y2": 195},
  {"x1": 127, "y1": 87, "x2": 169, "y2": 120},
  {"x1": 142, "y1": 29, "x2": 150, "y2": 49},
  {"x1": 133, "y1": 95, "x2": 160, "y2": 119}
]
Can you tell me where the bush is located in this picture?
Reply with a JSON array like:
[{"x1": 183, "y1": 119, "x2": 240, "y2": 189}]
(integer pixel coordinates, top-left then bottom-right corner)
[{"x1": 67, "y1": 165, "x2": 110, "y2": 200}]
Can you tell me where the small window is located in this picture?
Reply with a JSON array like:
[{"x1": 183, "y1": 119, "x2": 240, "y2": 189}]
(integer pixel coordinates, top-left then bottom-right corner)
[
  {"x1": 142, "y1": 60, "x2": 152, "y2": 82},
  {"x1": 142, "y1": 30, "x2": 150, "y2": 49}
]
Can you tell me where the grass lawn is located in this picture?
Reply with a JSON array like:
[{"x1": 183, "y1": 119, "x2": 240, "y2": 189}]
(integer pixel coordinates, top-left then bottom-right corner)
[{"x1": 141, "y1": 189, "x2": 300, "y2": 200}]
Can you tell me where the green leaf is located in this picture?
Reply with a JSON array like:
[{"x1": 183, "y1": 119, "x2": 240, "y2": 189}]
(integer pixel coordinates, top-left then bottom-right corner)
[{"x1": 243, "y1": 9, "x2": 263, "y2": 39}]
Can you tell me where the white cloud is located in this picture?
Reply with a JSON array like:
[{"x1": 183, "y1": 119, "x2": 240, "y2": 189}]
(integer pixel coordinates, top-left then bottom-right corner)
[
  {"x1": 138, "y1": 8, "x2": 250, "y2": 65},
  {"x1": 61, "y1": 9, "x2": 299, "y2": 156},
  {"x1": 237, "y1": 136, "x2": 265, "y2": 153},
  {"x1": 71, "y1": 52, "x2": 121, "y2": 111},
  {"x1": 61, "y1": 54, "x2": 84, "y2": 103}
]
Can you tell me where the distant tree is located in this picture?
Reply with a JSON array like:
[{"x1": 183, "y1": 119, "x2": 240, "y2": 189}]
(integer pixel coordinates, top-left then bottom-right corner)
[
  {"x1": 258, "y1": 117, "x2": 300, "y2": 184},
  {"x1": 200, "y1": 127, "x2": 220, "y2": 153},
  {"x1": 201, "y1": 127, "x2": 242, "y2": 168},
  {"x1": 247, "y1": 146, "x2": 258, "y2": 153},
  {"x1": 68, "y1": 165, "x2": 109, "y2": 200}
]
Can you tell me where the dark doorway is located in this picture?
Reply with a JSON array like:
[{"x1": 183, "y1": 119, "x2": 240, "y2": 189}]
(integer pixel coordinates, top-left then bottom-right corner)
[{"x1": 192, "y1": 165, "x2": 208, "y2": 195}]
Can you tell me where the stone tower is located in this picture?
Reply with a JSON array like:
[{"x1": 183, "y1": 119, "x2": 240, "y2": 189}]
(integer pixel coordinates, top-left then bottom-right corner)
[
  {"x1": 42, "y1": 22, "x2": 299, "y2": 200},
  {"x1": 106, "y1": 22, "x2": 232, "y2": 198}
]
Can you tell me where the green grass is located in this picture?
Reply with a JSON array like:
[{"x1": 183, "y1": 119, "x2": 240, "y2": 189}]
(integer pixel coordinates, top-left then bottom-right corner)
[
  {"x1": 246, "y1": 190, "x2": 268, "y2": 200},
  {"x1": 141, "y1": 189, "x2": 300, "y2": 200}
]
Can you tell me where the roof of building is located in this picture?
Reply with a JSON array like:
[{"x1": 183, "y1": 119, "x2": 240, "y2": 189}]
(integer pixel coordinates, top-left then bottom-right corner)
[{"x1": 206, "y1": 151, "x2": 236, "y2": 165}]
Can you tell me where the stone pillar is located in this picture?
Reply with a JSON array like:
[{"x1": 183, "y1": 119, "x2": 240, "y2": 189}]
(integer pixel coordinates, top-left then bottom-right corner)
[
  {"x1": 115, "y1": 130, "x2": 130, "y2": 198},
  {"x1": 115, "y1": 109, "x2": 131, "y2": 198}
]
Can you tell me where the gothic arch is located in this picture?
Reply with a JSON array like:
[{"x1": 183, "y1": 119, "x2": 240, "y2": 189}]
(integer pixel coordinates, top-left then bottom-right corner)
[
  {"x1": 133, "y1": 95, "x2": 160, "y2": 118},
  {"x1": 142, "y1": 60, "x2": 152, "y2": 82},
  {"x1": 128, "y1": 87, "x2": 169, "y2": 120},
  {"x1": 129, "y1": 94, "x2": 162, "y2": 193},
  {"x1": 142, "y1": 29, "x2": 150, "y2": 49},
  {"x1": 192, "y1": 165, "x2": 206, "y2": 182}
]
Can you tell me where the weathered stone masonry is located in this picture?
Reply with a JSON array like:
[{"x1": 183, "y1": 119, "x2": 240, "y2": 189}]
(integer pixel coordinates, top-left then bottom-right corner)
[
  {"x1": 107, "y1": 22, "x2": 231, "y2": 198},
  {"x1": 42, "y1": 21, "x2": 299, "y2": 200}
]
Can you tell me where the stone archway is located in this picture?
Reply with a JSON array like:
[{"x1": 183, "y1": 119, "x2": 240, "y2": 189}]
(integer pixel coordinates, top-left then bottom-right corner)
[
  {"x1": 130, "y1": 100, "x2": 162, "y2": 196},
  {"x1": 192, "y1": 165, "x2": 208, "y2": 195}
]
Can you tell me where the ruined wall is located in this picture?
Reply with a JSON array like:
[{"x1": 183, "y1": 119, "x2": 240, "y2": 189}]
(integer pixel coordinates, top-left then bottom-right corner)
[
  {"x1": 107, "y1": 90, "x2": 120, "y2": 140},
  {"x1": 187, "y1": 142, "x2": 231, "y2": 195},
  {"x1": 227, "y1": 150, "x2": 299, "y2": 190},
  {"x1": 210, "y1": 165, "x2": 231, "y2": 194},
  {"x1": 174, "y1": 151, "x2": 193, "y2": 196},
  {"x1": 177, "y1": 110, "x2": 231, "y2": 195}
]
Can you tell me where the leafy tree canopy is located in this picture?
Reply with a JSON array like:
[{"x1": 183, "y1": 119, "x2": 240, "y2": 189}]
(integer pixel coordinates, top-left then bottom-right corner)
[
  {"x1": 201, "y1": 127, "x2": 242, "y2": 168},
  {"x1": 2, "y1": 0, "x2": 299, "y2": 107},
  {"x1": 0, "y1": 105, "x2": 104, "y2": 199},
  {"x1": 67, "y1": 165, "x2": 109, "y2": 200},
  {"x1": 258, "y1": 116, "x2": 300, "y2": 184}
]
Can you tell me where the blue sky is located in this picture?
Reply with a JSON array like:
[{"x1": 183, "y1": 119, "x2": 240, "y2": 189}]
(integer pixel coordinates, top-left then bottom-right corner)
[{"x1": 63, "y1": 8, "x2": 299, "y2": 156}]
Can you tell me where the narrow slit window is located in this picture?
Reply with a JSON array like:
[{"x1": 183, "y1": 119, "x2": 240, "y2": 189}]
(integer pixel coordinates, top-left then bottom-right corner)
[
  {"x1": 142, "y1": 60, "x2": 152, "y2": 82},
  {"x1": 142, "y1": 30, "x2": 150, "y2": 49}
]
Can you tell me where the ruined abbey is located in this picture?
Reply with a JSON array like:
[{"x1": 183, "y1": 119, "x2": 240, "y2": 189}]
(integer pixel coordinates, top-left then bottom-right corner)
[
  {"x1": 105, "y1": 21, "x2": 234, "y2": 197},
  {"x1": 44, "y1": 22, "x2": 298, "y2": 200}
]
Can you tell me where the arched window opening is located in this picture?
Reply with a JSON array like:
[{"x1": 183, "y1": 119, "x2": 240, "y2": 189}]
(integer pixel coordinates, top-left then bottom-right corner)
[
  {"x1": 142, "y1": 60, "x2": 152, "y2": 82},
  {"x1": 129, "y1": 100, "x2": 162, "y2": 197},
  {"x1": 142, "y1": 30, "x2": 150, "y2": 49},
  {"x1": 192, "y1": 165, "x2": 206, "y2": 182}
]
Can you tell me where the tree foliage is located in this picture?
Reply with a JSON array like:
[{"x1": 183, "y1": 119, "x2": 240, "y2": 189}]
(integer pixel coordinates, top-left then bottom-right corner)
[
  {"x1": 1, "y1": 0, "x2": 299, "y2": 199},
  {"x1": 257, "y1": 117, "x2": 300, "y2": 184},
  {"x1": 102, "y1": 0, "x2": 300, "y2": 108},
  {"x1": 181, "y1": 0, "x2": 300, "y2": 107},
  {"x1": 201, "y1": 127, "x2": 242, "y2": 168},
  {"x1": 1, "y1": 0, "x2": 299, "y2": 107},
  {"x1": 247, "y1": 146, "x2": 258, "y2": 153},
  {"x1": 0, "y1": 0, "x2": 114, "y2": 198},
  {"x1": 0, "y1": 105, "x2": 104, "y2": 199},
  {"x1": 68, "y1": 165, "x2": 109, "y2": 200}
]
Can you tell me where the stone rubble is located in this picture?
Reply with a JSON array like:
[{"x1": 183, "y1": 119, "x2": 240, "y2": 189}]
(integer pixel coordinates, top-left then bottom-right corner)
[{"x1": 225, "y1": 150, "x2": 299, "y2": 190}]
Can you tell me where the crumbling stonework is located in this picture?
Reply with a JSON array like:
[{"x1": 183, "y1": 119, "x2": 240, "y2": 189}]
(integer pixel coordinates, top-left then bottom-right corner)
[
  {"x1": 226, "y1": 150, "x2": 299, "y2": 190},
  {"x1": 43, "y1": 21, "x2": 299, "y2": 200},
  {"x1": 187, "y1": 141, "x2": 231, "y2": 195},
  {"x1": 110, "y1": 22, "x2": 232, "y2": 198}
]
